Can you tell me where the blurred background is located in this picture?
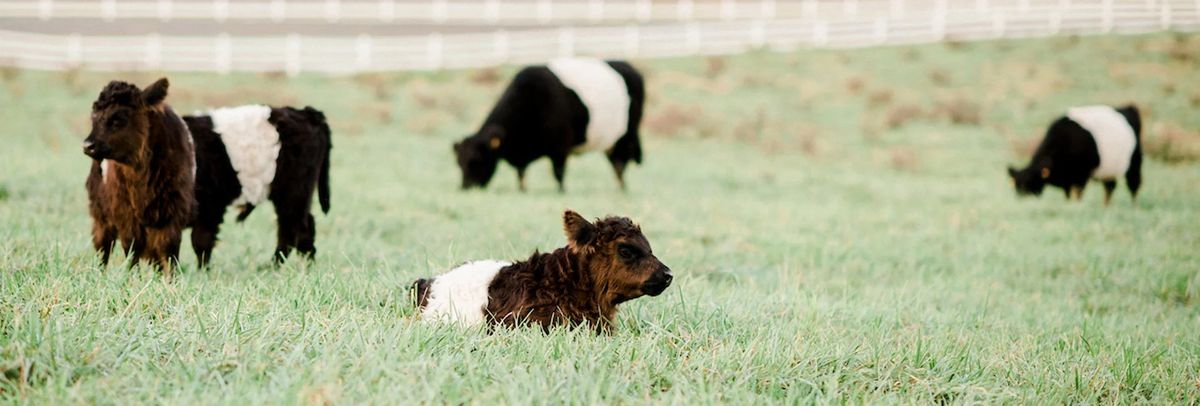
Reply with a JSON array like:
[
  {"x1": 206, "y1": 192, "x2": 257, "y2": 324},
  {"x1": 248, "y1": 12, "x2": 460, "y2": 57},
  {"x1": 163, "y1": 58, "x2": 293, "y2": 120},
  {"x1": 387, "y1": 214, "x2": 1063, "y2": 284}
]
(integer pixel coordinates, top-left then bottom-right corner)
[{"x1": 3, "y1": 0, "x2": 1197, "y2": 74}]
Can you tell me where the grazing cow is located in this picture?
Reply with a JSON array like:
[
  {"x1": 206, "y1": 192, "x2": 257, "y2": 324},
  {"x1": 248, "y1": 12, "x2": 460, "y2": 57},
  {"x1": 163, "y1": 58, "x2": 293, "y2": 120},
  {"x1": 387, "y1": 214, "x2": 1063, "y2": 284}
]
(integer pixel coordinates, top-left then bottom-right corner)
[
  {"x1": 84, "y1": 78, "x2": 195, "y2": 278},
  {"x1": 412, "y1": 210, "x2": 673, "y2": 333},
  {"x1": 454, "y1": 58, "x2": 645, "y2": 192},
  {"x1": 1008, "y1": 105, "x2": 1142, "y2": 205},
  {"x1": 183, "y1": 105, "x2": 332, "y2": 267}
]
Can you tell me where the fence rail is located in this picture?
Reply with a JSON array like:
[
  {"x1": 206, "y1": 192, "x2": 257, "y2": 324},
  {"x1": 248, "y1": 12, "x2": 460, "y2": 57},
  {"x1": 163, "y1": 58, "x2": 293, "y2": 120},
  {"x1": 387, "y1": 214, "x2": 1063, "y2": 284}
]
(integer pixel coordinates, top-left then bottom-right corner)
[{"x1": 1, "y1": 0, "x2": 1198, "y2": 74}]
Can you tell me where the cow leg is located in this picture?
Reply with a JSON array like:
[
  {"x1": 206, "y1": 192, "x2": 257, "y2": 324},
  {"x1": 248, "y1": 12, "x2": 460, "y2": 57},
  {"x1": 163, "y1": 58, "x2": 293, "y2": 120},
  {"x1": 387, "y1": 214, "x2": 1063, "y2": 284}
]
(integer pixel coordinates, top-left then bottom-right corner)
[
  {"x1": 121, "y1": 234, "x2": 142, "y2": 269},
  {"x1": 516, "y1": 166, "x2": 528, "y2": 192},
  {"x1": 273, "y1": 214, "x2": 298, "y2": 265},
  {"x1": 272, "y1": 201, "x2": 311, "y2": 265},
  {"x1": 607, "y1": 154, "x2": 628, "y2": 191},
  {"x1": 145, "y1": 227, "x2": 182, "y2": 280},
  {"x1": 92, "y1": 222, "x2": 117, "y2": 266},
  {"x1": 151, "y1": 228, "x2": 181, "y2": 278},
  {"x1": 1102, "y1": 180, "x2": 1117, "y2": 206},
  {"x1": 1069, "y1": 184, "x2": 1085, "y2": 201},
  {"x1": 295, "y1": 213, "x2": 317, "y2": 261},
  {"x1": 191, "y1": 205, "x2": 226, "y2": 269},
  {"x1": 191, "y1": 223, "x2": 220, "y2": 270},
  {"x1": 550, "y1": 156, "x2": 567, "y2": 193},
  {"x1": 1126, "y1": 154, "x2": 1142, "y2": 202}
]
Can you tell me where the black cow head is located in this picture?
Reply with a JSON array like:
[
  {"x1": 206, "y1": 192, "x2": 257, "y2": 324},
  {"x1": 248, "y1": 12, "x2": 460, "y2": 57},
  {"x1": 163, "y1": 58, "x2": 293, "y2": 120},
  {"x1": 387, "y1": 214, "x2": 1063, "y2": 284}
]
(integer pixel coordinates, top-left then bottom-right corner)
[
  {"x1": 83, "y1": 78, "x2": 170, "y2": 164},
  {"x1": 1007, "y1": 165, "x2": 1049, "y2": 196},
  {"x1": 453, "y1": 126, "x2": 503, "y2": 189}
]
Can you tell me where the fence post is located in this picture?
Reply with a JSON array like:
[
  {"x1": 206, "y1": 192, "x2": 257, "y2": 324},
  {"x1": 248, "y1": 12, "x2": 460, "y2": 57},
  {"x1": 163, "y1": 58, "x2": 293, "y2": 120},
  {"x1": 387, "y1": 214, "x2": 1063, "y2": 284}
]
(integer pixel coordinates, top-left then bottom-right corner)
[
  {"x1": 325, "y1": 0, "x2": 340, "y2": 22},
  {"x1": 493, "y1": 29, "x2": 509, "y2": 63},
  {"x1": 843, "y1": 0, "x2": 858, "y2": 17},
  {"x1": 975, "y1": 0, "x2": 987, "y2": 13},
  {"x1": 992, "y1": 13, "x2": 1006, "y2": 37},
  {"x1": 750, "y1": 20, "x2": 766, "y2": 48},
  {"x1": 803, "y1": 0, "x2": 817, "y2": 19},
  {"x1": 433, "y1": 0, "x2": 447, "y2": 23},
  {"x1": 378, "y1": 0, "x2": 394, "y2": 22},
  {"x1": 890, "y1": 0, "x2": 904, "y2": 17},
  {"x1": 485, "y1": 0, "x2": 499, "y2": 23},
  {"x1": 721, "y1": 0, "x2": 735, "y2": 20},
  {"x1": 213, "y1": 0, "x2": 228, "y2": 22},
  {"x1": 933, "y1": 0, "x2": 946, "y2": 40},
  {"x1": 589, "y1": 0, "x2": 604, "y2": 22},
  {"x1": 38, "y1": 0, "x2": 53, "y2": 20},
  {"x1": 427, "y1": 32, "x2": 443, "y2": 70},
  {"x1": 286, "y1": 33, "x2": 301, "y2": 77},
  {"x1": 102, "y1": 0, "x2": 116, "y2": 21},
  {"x1": 157, "y1": 0, "x2": 172, "y2": 21},
  {"x1": 874, "y1": 16, "x2": 888, "y2": 44},
  {"x1": 686, "y1": 22, "x2": 701, "y2": 53},
  {"x1": 215, "y1": 33, "x2": 231, "y2": 74},
  {"x1": 1018, "y1": 0, "x2": 1029, "y2": 14},
  {"x1": 761, "y1": 0, "x2": 775, "y2": 19},
  {"x1": 1160, "y1": 3, "x2": 1171, "y2": 29},
  {"x1": 145, "y1": 33, "x2": 162, "y2": 70},
  {"x1": 538, "y1": 0, "x2": 551, "y2": 24},
  {"x1": 812, "y1": 20, "x2": 827, "y2": 46},
  {"x1": 66, "y1": 33, "x2": 82, "y2": 68},
  {"x1": 636, "y1": 0, "x2": 651, "y2": 22},
  {"x1": 271, "y1": 0, "x2": 285, "y2": 22},
  {"x1": 559, "y1": 26, "x2": 575, "y2": 58},
  {"x1": 624, "y1": 24, "x2": 640, "y2": 58},
  {"x1": 1102, "y1": 0, "x2": 1113, "y2": 32},
  {"x1": 677, "y1": 0, "x2": 693, "y2": 21},
  {"x1": 356, "y1": 34, "x2": 372, "y2": 71},
  {"x1": 1050, "y1": 11, "x2": 1061, "y2": 34}
]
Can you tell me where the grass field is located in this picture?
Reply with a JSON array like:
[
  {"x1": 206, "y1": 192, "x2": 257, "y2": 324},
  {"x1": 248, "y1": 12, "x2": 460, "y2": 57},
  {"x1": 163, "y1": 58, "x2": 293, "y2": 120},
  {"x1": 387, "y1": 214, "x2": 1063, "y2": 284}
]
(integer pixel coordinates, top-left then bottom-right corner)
[{"x1": 2, "y1": 33, "x2": 1199, "y2": 404}]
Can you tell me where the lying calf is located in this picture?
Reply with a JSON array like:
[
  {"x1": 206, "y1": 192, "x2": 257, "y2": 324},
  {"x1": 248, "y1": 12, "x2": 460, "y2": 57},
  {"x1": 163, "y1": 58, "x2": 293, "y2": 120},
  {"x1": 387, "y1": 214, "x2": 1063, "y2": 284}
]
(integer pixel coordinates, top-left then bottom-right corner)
[{"x1": 413, "y1": 210, "x2": 672, "y2": 333}]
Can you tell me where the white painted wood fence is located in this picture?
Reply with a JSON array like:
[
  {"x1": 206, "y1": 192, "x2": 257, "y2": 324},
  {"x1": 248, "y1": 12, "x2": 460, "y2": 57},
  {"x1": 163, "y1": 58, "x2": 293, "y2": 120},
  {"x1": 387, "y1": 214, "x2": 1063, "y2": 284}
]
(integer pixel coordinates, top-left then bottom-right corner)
[{"x1": 0, "y1": 0, "x2": 1197, "y2": 74}]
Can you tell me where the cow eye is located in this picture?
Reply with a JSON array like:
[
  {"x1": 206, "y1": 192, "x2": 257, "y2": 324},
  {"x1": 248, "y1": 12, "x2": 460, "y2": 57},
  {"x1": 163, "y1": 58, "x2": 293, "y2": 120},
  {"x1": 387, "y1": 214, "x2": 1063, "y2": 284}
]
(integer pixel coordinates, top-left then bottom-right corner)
[
  {"x1": 617, "y1": 245, "x2": 639, "y2": 261},
  {"x1": 108, "y1": 117, "x2": 125, "y2": 129}
]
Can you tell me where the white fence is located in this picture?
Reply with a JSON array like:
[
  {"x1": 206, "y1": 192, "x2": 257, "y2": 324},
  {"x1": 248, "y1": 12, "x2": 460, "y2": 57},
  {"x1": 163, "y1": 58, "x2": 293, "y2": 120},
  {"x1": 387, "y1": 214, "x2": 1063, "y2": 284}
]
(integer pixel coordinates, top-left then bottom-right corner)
[
  {"x1": 1, "y1": 0, "x2": 1198, "y2": 74},
  {"x1": 3, "y1": 0, "x2": 1104, "y2": 24}
]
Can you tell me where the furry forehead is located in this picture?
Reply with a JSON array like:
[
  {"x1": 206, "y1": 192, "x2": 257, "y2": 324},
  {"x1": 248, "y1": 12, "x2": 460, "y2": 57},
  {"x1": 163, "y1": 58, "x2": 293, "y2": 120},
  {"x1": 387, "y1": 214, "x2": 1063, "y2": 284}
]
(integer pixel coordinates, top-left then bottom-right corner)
[
  {"x1": 590, "y1": 216, "x2": 645, "y2": 242},
  {"x1": 92, "y1": 81, "x2": 142, "y2": 111}
]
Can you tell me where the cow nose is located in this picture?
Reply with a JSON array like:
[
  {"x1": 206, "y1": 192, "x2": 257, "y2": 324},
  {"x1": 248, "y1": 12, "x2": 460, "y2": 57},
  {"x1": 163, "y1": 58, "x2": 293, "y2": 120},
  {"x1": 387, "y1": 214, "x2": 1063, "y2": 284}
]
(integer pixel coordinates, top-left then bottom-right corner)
[
  {"x1": 82, "y1": 140, "x2": 96, "y2": 155},
  {"x1": 660, "y1": 267, "x2": 673, "y2": 284}
]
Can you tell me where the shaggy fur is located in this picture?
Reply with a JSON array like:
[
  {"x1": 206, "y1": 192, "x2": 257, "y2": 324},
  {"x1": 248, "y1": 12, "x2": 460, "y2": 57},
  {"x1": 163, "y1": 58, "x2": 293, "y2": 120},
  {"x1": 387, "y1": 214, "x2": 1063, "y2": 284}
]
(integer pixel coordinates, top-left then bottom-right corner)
[
  {"x1": 184, "y1": 105, "x2": 332, "y2": 267},
  {"x1": 84, "y1": 78, "x2": 195, "y2": 278},
  {"x1": 208, "y1": 105, "x2": 280, "y2": 207},
  {"x1": 1008, "y1": 105, "x2": 1142, "y2": 205},
  {"x1": 454, "y1": 59, "x2": 645, "y2": 192},
  {"x1": 413, "y1": 210, "x2": 673, "y2": 333}
]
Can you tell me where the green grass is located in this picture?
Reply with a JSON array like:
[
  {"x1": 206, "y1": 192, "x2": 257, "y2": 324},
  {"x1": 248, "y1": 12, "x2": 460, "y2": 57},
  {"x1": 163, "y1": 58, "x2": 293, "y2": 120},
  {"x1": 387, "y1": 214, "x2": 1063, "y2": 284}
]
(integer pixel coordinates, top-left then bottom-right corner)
[{"x1": 2, "y1": 33, "x2": 1199, "y2": 404}]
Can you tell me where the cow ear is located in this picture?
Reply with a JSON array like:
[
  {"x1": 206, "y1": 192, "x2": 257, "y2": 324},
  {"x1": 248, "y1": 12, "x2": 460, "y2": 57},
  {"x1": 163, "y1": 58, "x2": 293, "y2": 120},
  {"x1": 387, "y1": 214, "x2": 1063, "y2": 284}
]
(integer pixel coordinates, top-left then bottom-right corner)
[
  {"x1": 563, "y1": 210, "x2": 596, "y2": 252},
  {"x1": 1007, "y1": 166, "x2": 1018, "y2": 178},
  {"x1": 141, "y1": 77, "x2": 169, "y2": 106},
  {"x1": 1040, "y1": 167, "x2": 1050, "y2": 179}
]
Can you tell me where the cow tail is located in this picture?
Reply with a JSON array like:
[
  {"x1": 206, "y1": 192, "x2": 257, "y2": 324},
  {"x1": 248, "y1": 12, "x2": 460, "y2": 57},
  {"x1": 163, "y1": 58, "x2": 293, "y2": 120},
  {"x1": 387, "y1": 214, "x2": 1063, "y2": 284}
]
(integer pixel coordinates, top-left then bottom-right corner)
[
  {"x1": 304, "y1": 106, "x2": 332, "y2": 214},
  {"x1": 318, "y1": 149, "x2": 331, "y2": 214}
]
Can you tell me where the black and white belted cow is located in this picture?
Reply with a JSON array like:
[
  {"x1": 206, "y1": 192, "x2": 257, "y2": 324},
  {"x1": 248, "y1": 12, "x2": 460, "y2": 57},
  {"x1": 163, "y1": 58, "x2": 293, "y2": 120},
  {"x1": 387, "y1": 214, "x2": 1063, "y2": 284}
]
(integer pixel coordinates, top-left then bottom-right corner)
[
  {"x1": 454, "y1": 58, "x2": 646, "y2": 192},
  {"x1": 1007, "y1": 104, "x2": 1142, "y2": 205}
]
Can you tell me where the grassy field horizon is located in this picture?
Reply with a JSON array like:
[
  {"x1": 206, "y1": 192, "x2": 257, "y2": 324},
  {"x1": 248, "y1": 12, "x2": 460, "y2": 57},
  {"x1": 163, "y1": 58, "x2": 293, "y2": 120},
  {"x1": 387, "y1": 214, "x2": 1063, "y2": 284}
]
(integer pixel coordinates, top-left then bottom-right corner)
[{"x1": 2, "y1": 33, "x2": 1199, "y2": 403}]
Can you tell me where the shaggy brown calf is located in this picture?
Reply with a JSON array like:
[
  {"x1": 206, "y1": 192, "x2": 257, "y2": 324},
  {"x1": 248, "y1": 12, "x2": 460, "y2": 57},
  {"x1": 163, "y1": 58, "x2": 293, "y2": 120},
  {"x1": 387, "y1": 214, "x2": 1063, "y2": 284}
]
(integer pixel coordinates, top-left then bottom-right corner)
[
  {"x1": 83, "y1": 78, "x2": 195, "y2": 277},
  {"x1": 413, "y1": 210, "x2": 673, "y2": 333}
]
